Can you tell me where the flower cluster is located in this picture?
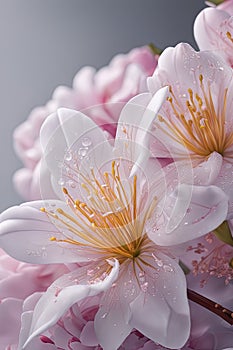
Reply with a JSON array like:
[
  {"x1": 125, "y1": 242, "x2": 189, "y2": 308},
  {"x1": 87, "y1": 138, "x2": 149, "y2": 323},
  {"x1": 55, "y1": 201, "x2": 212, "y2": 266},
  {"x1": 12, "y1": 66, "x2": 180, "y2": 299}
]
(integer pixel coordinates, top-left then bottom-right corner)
[{"x1": 1, "y1": 1, "x2": 233, "y2": 349}]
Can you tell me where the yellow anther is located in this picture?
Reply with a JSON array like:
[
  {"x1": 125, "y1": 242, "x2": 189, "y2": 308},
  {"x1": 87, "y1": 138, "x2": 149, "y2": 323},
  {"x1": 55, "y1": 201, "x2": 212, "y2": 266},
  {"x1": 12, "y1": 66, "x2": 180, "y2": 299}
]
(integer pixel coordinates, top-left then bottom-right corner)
[
  {"x1": 227, "y1": 31, "x2": 233, "y2": 43},
  {"x1": 50, "y1": 236, "x2": 57, "y2": 241},
  {"x1": 199, "y1": 74, "x2": 203, "y2": 84},
  {"x1": 40, "y1": 207, "x2": 46, "y2": 212},
  {"x1": 75, "y1": 200, "x2": 80, "y2": 207},
  {"x1": 188, "y1": 88, "x2": 193, "y2": 96},
  {"x1": 112, "y1": 161, "x2": 116, "y2": 177},
  {"x1": 63, "y1": 187, "x2": 68, "y2": 195},
  {"x1": 167, "y1": 96, "x2": 173, "y2": 103},
  {"x1": 158, "y1": 115, "x2": 164, "y2": 122}
]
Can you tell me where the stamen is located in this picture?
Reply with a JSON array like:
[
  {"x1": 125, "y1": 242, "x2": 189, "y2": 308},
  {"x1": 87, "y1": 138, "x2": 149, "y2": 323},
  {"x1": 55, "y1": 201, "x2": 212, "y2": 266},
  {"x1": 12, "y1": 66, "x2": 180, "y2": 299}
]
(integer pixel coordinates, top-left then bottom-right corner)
[
  {"x1": 156, "y1": 74, "x2": 233, "y2": 158},
  {"x1": 226, "y1": 31, "x2": 233, "y2": 43},
  {"x1": 41, "y1": 162, "x2": 156, "y2": 266}
]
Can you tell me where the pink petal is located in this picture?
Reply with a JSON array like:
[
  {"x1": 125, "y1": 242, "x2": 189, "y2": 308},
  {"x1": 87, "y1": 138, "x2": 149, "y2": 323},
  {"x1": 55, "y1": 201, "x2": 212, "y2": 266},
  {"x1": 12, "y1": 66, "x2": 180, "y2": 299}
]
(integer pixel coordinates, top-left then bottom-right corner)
[{"x1": 79, "y1": 321, "x2": 98, "y2": 346}]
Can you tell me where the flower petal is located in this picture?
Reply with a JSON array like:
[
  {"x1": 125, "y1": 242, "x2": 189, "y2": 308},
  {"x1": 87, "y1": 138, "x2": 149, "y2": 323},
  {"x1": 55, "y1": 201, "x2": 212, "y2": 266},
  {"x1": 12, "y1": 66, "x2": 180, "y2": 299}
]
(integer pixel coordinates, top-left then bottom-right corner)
[
  {"x1": 149, "y1": 184, "x2": 228, "y2": 246},
  {"x1": 21, "y1": 260, "x2": 119, "y2": 348},
  {"x1": 214, "y1": 160, "x2": 233, "y2": 219},
  {"x1": 129, "y1": 253, "x2": 190, "y2": 349},
  {"x1": 0, "y1": 200, "x2": 91, "y2": 264},
  {"x1": 194, "y1": 7, "x2": 230, "y2": 51},
  {"x1": 115, "y1": 87, "x2": 168, "y2": 175},
  {"x1": 94, "y1": 276, "x2": 133, "y2": 350},
  {"x1": 40, "y1": 108, "x2": 113, "y2": 198}
]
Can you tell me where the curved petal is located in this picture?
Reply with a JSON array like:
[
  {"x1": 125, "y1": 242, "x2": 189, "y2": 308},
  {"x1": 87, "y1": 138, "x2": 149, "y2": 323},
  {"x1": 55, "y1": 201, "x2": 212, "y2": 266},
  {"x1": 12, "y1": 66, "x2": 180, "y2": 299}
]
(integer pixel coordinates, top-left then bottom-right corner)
[
  {"x1": 0, "y1": 200, "x2": 92, "y2": 264},
  {"x1": 129, "y1": 253, "x2": 190, "y2": 349},
  {"x1": 194, "y1": 8, "x2": 230, "y2": 51},
  {"x1": 115, "y1": 88, "x2": 169, "y2": 175},
  {"x1": 40, "y1": 108, "x2": 113, "y2": 198},
  {"x1": 94, "y1": 267, "x2": 134, "y2": 350},
  {"x1": 21, "y1": 260, "x2": 119, "y2": 348},
  {"x1": 193, "y1": 151, "x2": 223, "y2": 185},
  {"x1": 149, "y1": 184, "x2": 228, "y2": 246}
]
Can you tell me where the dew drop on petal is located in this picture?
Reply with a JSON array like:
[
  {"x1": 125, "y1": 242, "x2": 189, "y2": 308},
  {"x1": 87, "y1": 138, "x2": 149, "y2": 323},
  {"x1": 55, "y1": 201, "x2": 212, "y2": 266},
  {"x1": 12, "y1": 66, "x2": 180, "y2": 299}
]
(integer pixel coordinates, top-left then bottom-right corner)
[
  {"x1": 101, "y1": 312, "x2": 108, "y2": 319},
  {"x1": 82, "y1": 137, "x2": 92, "y2": 147},
  {"x1": 58, "y1": 178, "x2": 65, "y2": 186},
  {"x1": 141, "y1": 282, "x2": 149, "y2": 292},
  {"x1": 163, "y1": 264, "x2": 174, "y2": 273},
  {"x1": 78, "y1": 147, "x2": 88, "y2": 157},
  {"x1": 65, "y1": 151, "x2": 73, "y2": 161}
]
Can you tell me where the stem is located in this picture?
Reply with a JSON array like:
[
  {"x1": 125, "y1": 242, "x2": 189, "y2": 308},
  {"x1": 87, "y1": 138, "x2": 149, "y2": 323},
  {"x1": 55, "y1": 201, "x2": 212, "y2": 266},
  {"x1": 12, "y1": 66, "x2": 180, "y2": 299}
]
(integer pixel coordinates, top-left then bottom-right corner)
[{"x1": 187, "y1": 289, "x2": 233, "y2": 325}]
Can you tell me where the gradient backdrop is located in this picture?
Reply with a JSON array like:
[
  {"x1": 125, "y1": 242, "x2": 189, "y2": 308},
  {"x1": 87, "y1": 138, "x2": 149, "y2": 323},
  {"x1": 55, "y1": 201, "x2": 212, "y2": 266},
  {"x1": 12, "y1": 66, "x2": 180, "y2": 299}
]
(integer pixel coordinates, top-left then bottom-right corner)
[{"x1": 0, "y1": 0, "x2": 206, "y2": 211}]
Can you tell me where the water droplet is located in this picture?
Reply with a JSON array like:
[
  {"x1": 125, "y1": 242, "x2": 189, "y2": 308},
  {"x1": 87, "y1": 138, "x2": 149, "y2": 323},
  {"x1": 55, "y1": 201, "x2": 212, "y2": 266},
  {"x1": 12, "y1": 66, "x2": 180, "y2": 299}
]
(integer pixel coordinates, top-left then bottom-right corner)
[
  {"x1": 87, "y1": 269, "x2": 94, "y2": 276},
  {"x1": 65, "y1": 151, "x2": 72, "y2": 161},
  {"x1": 58, "y1": 178, "x2": 65, "y2": 186},
  {"x1": 101, "y1": 312, "x2": 108, "y2": 319},
  {"x1": 82, "y1": 137, "x2": 92, "y2": 147},
  {"x1": 78, "y1": 147, "x2": 88, "y2": 157},
  {"x1": 67, "y1": 180, "x2": 76, "y2": 188},
  {"x1": 163, "y1": 264, "x2": 174, "y2": 273},
  {"x1": 141, "y1": 282, "x2": 148, "y2": 292}
]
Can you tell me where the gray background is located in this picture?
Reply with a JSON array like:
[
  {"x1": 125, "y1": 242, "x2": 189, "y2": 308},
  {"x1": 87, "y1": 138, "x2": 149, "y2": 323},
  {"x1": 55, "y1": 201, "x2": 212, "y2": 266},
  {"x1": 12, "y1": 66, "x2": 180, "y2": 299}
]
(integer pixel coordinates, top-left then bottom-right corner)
[{"x1": 0, "y1": 0, "x2": 205, "y2": 211}]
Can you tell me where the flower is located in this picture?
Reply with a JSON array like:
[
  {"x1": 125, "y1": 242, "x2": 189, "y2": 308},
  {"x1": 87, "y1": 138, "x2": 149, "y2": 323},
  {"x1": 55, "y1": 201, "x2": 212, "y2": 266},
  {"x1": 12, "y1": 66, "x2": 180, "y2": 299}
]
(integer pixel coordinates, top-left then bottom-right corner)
[
  {"x1": 13, "y1": 46, "x2": 158, "y2": 201},
  {"x1": 0, "y1": 88, "x2": 228, "y2": 349},
  {"x1": 148, "y1": 42, "x2": 233, "y2": 218},
  {"x1": 20, "y1": 281, "x2": 233, "y2": 350},
  {"x1": 194, "y1": 3, "x2": 233, "y2": 67}
]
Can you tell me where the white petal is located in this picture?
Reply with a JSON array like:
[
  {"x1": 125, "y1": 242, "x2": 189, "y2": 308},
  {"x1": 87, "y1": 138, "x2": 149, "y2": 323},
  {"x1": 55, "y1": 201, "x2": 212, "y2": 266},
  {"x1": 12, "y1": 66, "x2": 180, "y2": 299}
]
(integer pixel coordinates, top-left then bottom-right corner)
[
  {"x1": 94, "y1": 272, "x2": 133, "y2": 350},
  {"x1": 130, "y1": 253, "x2": 190, "y2": 349},
  {"x1": 22, "y1": 260, "x2": 119, "y2": 348},
  {"x1": 40, "y1": 108, "x2": 113, "y2": 197},
  {"x1": 114, "y1": 88, "x2": 168, "y2": 175},
  {"x1": 0, "y1": 200, "x2": 91, "y2": 264},
  {"x1": 150, "y1": 184, "x2": 228, "y2": 246},
  {"x1": 193, "y1": 152, "x2": 223, "y2": 185}
]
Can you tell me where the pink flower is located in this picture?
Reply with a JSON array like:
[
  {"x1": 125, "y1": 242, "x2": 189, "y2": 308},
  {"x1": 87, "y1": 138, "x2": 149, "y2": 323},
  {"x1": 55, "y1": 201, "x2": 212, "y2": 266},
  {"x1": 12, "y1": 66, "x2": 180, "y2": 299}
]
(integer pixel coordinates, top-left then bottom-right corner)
[
  {"x1": 194, "y1": 4, "x2": 233, "y2": 67},
  {"x1": 20, "y1": 278, "x2": 233, "y2": 350},
  {"x1": 0, "y1": 91, "x2": 227, "y2": 349},
  {"x1": 148, "y1": 42, "x2": 233, "y2": 219},
  {"x1": 0, "y1": 248, "x2": 67, "y2": 349},
  {"x1": 13, "y1": 46, "x2": 158, "y2": 201}
]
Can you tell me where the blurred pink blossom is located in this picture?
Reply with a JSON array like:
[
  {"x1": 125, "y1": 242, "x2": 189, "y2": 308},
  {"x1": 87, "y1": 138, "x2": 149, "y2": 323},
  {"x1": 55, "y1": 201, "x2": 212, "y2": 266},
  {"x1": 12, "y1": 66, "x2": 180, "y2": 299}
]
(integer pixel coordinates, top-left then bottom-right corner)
[
  {"x1": 21, "y1": 278, "x2": 233, "y2": 350},
  {"x1": 13, "y1": 46, "x2": 158, "y2": 200},
  {"x1": 0, "y1": 249, "x2": 67, "y2": 350}
]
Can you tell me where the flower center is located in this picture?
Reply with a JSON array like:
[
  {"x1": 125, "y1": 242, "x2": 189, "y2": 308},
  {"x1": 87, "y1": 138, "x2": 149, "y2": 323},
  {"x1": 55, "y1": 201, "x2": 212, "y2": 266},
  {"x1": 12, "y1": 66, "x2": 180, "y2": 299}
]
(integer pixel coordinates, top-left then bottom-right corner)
[
  {"x1": 156, "y1": 75, "x2": 233, "y2": 159},
  {"x1": 41, "y1": 161, "x2": 156, "y2": 266}
]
